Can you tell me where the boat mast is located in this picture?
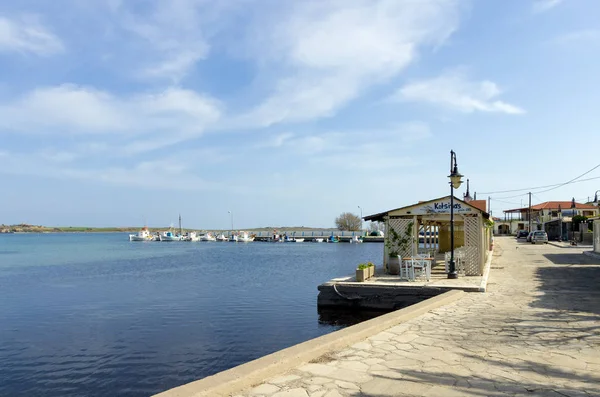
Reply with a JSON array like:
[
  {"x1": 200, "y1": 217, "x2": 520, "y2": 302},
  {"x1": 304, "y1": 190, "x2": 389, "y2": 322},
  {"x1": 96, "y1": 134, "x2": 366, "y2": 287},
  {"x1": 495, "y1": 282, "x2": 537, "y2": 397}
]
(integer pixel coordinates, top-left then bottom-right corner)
[{"x1": 179, "y1": 214, "x2": 182, "y2": 236}]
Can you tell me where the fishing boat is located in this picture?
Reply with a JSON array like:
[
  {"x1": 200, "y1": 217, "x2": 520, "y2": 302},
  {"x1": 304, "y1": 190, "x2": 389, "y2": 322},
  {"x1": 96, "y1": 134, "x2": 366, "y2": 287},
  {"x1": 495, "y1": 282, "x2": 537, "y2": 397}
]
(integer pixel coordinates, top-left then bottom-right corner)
[
  {"x1": 160, "y1": 230, "x2": 182, "y2": 241},
  {"x1": 229, "y1": 233, "x2": 238, "y2": 242},
  {"x1": 200, "y1": 232, "x2": 216, "y2": 241},
  {"x1": 160, "y1": 215, "x2": 184, "y2": 241},
  {"x1": 238, "y1": 231, "x2": 255, "y2": 243},
  {"x1": 129, "y1": 227, "x2": 153, "y2": 241},
  {"x1": 183, "y1": 232, "x2": 200, "y2": 242},
  {"x1": 327, "y1": 236, "x2": 339, "y2": 243},
  {"x1": 216, "y1": 233, "x2": 228, "y2": 241},
  {"x1": 313, "y1": 238, "x2": 324, "y2": 243},
  {"x1": 294, "y1": 238, "x2": 305, "y2": 242},
  {"x1": 350, "y1": 236, "x2": 363, "y2": 243}
]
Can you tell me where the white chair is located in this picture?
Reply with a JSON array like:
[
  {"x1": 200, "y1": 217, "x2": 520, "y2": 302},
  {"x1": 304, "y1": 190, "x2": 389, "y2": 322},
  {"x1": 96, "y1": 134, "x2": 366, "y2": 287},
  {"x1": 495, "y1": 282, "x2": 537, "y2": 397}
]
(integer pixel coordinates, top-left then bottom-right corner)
[
  {"x1": 413, "y1": 257, "x2": 431, "y2": 281},
  {"x1": 404, "y1": 257, "x2": 431, "y2": 282},
  {"x1": 399, "y1": 255, "x2": 412, "y2": 280}
]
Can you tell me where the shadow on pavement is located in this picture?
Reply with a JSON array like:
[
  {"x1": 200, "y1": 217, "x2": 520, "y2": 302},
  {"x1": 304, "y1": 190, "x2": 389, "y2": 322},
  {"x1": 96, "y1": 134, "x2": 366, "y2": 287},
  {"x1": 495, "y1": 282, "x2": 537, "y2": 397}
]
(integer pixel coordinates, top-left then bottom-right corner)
[{"x1": 364, "y1": 352, "x2": 600, "y2": 396}]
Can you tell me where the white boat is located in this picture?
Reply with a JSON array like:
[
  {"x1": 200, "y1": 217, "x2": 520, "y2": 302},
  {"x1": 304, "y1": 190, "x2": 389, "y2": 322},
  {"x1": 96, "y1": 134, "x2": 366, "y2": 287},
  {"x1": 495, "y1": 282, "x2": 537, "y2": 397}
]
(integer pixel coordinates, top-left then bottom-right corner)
[
  {"x1": 350, "y1": 236, "x2": 363, "y2": 243},
  {"x1": 160, "y1": 231, "x2": 182, "y2": 241},
  {"x1": 238, "y1": 231, "x2": 255, "y2": 242},
  {"x1": 216, "y1": 233, "x2": 228, "y2": 242},
  {"x1": 129, "y1": 227, "x2": 153, "y2": 241},
  {"x1": 229, "y1": 234, "x2": 238, "y2": 242},
  {"x1": 200, "y1": 232, "x2": 216, "y2": 241},
  {"x1": 313, "y1": 238, "x2": 324, "y2": 243},
  {"x1": 183, "y1": 232, "x2": 200, "y2": 242}
]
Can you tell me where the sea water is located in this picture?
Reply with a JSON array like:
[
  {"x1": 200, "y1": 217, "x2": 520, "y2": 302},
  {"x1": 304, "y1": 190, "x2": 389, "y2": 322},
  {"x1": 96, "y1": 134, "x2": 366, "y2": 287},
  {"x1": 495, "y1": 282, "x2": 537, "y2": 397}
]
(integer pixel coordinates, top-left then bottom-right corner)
[{"x1": 0, "y1": 233, "x2": 382, "y2": 396}]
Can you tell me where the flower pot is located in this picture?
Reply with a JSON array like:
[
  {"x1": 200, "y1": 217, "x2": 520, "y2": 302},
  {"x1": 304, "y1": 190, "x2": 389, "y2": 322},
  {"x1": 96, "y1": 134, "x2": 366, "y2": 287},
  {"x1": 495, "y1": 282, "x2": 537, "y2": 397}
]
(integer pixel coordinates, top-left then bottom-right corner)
[
  {"x1": 369, "y1": 265, "x2": 375, "y2": 278},
  {"x1": 388, "y1": 256, "x2": 400, "y2": 275},
  {"x1": 355, "y1": 268, "x2": 368, "y2": 282}
]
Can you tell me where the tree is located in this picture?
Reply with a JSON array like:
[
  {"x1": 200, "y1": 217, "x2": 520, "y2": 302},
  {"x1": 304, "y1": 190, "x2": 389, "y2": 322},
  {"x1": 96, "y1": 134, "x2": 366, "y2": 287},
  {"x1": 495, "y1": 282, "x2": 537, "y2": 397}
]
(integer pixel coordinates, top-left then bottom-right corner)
[
  {"x1": 335, "y1": 212, "x2": 362, "y2": 231},
  {"x1": 368, "y1": 221, "x2": 384, "y2": 233}
]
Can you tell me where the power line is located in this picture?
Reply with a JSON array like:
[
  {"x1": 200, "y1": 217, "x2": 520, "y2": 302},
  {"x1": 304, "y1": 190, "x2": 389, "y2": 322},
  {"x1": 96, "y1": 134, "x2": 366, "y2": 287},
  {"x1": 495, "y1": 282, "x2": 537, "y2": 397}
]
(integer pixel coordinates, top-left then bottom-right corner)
[
  {"x1": 533, "y1": 163, "x2": 600, "y2": 194},
  {"x1": 479, "y1": 174, "x2": 600, "y2": 195}
]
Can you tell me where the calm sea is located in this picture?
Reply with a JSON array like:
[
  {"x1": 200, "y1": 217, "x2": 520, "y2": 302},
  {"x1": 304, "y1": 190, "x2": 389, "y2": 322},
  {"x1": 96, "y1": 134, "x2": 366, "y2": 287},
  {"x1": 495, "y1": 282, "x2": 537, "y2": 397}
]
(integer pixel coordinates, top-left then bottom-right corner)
[{"x1": 0, "y1": 233, "x2": 382, "y2": 397}]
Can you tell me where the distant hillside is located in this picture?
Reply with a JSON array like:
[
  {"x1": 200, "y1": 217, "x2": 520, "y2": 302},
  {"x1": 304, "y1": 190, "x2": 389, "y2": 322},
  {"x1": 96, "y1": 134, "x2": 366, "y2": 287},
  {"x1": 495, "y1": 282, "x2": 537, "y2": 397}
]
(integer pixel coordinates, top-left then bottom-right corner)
[{"x1": 0, "y1": 224, "x2": 345, "y2": 233}]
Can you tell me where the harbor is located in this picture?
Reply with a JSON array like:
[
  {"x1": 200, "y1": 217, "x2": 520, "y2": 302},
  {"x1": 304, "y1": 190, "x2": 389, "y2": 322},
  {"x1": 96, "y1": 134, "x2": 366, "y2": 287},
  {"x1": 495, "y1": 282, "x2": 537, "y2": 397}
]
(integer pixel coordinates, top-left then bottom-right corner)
[{"x1": 154, "y1": 237, "x2": 600, "y2": 397}]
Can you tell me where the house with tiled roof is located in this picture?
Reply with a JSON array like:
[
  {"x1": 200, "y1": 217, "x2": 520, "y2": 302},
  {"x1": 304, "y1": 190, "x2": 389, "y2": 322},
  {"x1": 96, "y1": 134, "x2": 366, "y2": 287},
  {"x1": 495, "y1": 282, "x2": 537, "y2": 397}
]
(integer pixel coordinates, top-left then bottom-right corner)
[{"x1": 497, "y1": 200, "x2": 598, "y2": 240}]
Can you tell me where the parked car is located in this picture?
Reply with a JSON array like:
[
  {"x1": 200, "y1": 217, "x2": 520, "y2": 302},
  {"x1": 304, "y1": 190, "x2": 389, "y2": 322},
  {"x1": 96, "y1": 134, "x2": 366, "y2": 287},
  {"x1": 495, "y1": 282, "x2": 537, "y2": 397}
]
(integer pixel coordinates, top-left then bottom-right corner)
[
  {"x1": 531, "y1": 231, "x2": 549, "y2": 244},
  {"x1": 527, "y1": 231, "x2": 534, "y2": 242},
  {"x1": 516, "y1": 230, "x2": 529, "y2": 239}
]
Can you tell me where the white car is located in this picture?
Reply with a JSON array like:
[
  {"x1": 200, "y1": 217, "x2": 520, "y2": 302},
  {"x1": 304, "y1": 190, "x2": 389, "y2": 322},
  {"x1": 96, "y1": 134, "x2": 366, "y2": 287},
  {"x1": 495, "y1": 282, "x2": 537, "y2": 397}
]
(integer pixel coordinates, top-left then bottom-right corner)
[{"x1": 531, "y1": 231, "x2": 548, "y2": 244}]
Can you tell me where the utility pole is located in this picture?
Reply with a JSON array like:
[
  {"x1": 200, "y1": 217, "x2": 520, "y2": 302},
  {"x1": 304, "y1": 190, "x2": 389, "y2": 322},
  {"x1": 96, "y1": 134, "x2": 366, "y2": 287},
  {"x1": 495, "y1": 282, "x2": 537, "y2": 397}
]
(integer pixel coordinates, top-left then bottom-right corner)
[
  {"x1": 528, "y1": 192, "x2": 532, "y2": 232},
  {"x1": 488, "y1": 196, "x2": 491, "y2": 216}
]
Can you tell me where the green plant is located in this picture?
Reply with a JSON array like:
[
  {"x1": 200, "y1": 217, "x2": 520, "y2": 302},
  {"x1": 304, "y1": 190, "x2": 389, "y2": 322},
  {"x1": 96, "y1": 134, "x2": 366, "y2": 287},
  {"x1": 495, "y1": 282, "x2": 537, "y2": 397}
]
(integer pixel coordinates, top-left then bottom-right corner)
[
  {"x1": 367, "y1": 262, "x2": 374, "y2": 267},
  {"x1": 357, "y1": 263, "x2": 368, "y2": 270},
  {"x1": 385, "y1": 221, "x2": 413, "y2": 257}
]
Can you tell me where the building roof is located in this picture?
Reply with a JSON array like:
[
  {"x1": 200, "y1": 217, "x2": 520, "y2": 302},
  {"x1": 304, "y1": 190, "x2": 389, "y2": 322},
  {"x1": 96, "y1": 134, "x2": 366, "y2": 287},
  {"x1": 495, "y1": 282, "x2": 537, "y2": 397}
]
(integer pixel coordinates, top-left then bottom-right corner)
[
  {"x1": 469, "y1": 200, "x2": 487, "y2": 213},
  {"x1": 364, "y1": 195, "x2": 489, "y2": 222},
  {"x1": 504, "y1": 201, "x2": 598, "y2": 213}
]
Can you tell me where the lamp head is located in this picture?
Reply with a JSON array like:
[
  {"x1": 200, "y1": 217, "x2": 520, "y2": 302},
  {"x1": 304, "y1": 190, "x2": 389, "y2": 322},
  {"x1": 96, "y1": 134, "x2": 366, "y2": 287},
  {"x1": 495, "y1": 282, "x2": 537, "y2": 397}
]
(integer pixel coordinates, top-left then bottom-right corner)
[{"x1": 448, "y1": 168, "x2": 464, "y2": 189}]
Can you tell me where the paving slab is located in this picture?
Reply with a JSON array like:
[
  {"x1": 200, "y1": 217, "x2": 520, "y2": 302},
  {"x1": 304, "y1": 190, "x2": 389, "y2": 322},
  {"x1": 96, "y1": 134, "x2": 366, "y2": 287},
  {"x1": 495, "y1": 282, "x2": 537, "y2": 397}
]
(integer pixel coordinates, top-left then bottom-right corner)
[{"x1": 234, "y1": 237, "x2": 600, "y2": 397}]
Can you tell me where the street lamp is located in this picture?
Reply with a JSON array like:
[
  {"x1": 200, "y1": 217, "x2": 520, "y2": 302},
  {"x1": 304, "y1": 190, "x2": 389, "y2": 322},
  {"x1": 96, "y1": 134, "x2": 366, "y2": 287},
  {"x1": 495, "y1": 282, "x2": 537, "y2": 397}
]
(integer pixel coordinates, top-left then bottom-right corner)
[
  {"x1": 570, "y1": 198, "x2": 576, "y2": 245},
  {"x1": 448, "y1": 150, "x2": 464, "y2": 279},
  {"x1": 594, "y1": 190, "x2": 600, "y2": 205},
  {"x1": 358, "y1": 205, "x2": 363, "y2": 232},
  {"x1": 228, "y1": 210, "x2": 234, "y2": 232}
]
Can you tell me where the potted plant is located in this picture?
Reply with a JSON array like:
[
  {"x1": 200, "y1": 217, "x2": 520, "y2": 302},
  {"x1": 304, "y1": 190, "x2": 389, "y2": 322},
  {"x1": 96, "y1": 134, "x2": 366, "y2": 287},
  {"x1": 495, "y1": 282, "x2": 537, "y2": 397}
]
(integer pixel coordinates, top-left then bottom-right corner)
[
  {"x1": 385, "y1": 222, "x2": 413, "y2": 275},
  {"x1": 367, "y1": 262, "x2": 375, "y2": 278},
  {"x1": 356, "y1": 263, "x2": 369, "y2": 282}
]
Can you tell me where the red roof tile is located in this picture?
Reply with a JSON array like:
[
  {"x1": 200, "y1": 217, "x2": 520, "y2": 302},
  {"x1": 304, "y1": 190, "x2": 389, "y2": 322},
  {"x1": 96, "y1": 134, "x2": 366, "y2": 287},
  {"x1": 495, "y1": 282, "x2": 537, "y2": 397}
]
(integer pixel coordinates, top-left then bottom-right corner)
[{"x1": 505, "y1": 201, "x2": 598, "y2": 212}]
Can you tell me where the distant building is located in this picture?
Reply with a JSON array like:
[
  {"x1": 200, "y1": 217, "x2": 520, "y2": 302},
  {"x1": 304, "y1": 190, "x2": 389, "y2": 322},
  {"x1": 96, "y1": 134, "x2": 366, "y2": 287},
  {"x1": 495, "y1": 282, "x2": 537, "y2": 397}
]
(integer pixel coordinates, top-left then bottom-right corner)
[{"x1": 496, "y1": 201, "x2": 599, "y2": 239}]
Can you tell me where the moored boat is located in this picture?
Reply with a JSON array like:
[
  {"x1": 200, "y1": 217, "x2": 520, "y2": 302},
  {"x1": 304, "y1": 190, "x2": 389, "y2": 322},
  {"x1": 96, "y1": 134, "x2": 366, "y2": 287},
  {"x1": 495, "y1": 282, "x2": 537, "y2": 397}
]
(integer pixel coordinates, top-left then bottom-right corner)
[
  {"x1": 216, "y1": 233, "x2": 228, "y2": 241},
  {"x1": 129, "y1": 227, "x2": 153, "y2": 241},
  {"x1": 200, "y1": 232, "x2": 216, "y2": 241},
  {"x1": 350, "y1": 236, "x2": 363, "y2": 243},
  {"x1": 183, "y1": 232, "x2": 200, "y2": 242},
  {"x1": 313, "y1": 238, "x2": 324, "y2": 243},
  {"x1": 237, "y1": 231, "x2": 255, "y2": 242},
  {"x1": 160, "y1": 231, "x2": 182, "y2": 241}
]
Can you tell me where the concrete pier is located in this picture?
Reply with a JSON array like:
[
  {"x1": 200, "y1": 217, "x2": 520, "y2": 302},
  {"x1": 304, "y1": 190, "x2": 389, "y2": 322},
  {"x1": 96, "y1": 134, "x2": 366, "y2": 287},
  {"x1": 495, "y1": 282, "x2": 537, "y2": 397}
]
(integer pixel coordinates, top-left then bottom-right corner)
[
  {"x1": 157, "y1": 236, "x2": 600, "y2": 397},
  {"x1": 317, "y1": 255, "x2": 490, "y2": 310}
]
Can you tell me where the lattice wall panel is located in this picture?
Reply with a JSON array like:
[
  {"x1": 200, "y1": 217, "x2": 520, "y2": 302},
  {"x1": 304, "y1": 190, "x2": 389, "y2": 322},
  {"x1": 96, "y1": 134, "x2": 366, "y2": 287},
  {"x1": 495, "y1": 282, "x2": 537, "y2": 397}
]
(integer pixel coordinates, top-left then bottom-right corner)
[
  {"x1": 463, "y1": 216, "x2": 481, "y2": 276},
  {"x1": 387, "y1": 218, "x2": 414, "y2": 259}
]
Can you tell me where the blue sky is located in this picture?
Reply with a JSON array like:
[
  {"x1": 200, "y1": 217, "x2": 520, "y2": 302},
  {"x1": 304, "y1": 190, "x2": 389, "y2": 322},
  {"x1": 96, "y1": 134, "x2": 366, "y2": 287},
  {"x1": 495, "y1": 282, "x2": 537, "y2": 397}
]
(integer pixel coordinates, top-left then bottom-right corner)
[{"x1": 1, "y1": 0, "x2": 600, "y2": 229}]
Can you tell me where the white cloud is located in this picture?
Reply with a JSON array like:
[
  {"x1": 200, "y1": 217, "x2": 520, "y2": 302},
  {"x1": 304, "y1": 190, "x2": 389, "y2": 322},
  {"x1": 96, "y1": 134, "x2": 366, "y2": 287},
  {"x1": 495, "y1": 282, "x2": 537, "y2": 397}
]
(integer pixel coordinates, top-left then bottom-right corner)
[
  {"x1": 532, "y1": 0, "x2": 563, "y2": 13},
  {"x1": 234, "y1": 0, "x2": 461, "y2": 127},
  {"x1": 0, "y1": 151, "x2": 223, "y2": 191},
  {"x1": 0, "y1": 15, "x2": 64, "y2": 55},
  {"x1": 114, "y1": 0, "x2": 222, "y2": 81},
  {"x1": 0, "y1": 85, "x2": 221, "y2": 143},
  {"x1": 395, "y1": 71, "x2": 525, "y2": 115}
]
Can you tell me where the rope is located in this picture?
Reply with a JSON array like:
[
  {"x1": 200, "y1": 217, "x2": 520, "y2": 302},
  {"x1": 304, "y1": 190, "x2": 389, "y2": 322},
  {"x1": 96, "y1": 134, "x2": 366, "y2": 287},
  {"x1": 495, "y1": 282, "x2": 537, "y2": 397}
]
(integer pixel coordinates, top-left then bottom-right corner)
[{"x1": 332, "y1": 283, "x2": 363, "y2": 300}]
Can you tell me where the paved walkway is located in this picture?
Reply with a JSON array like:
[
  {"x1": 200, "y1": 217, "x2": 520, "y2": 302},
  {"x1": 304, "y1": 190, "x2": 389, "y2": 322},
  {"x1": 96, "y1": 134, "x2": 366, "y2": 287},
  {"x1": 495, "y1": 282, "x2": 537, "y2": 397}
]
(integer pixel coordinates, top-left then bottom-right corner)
[{"x1": 235, "y1": 237, "x2": 600, "y2": 397}]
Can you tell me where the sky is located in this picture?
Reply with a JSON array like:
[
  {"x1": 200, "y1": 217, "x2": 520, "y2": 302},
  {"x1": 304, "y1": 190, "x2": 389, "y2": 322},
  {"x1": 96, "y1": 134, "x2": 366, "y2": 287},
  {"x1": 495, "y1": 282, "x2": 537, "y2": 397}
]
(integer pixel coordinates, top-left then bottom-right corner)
[{"x1": 1, "y1": 0, "x2": 600, "y2": 229}]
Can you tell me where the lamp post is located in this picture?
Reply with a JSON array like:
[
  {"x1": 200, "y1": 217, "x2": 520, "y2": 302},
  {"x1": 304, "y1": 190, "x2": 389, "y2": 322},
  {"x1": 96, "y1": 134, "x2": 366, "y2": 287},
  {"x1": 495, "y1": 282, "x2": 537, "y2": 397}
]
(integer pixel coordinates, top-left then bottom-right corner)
[
  {"x1": 570, "y1": 198, "x2": 576, "y2": 244},
  {"x1": 358, "y1": 205, "x2": 363, "y2": 233},
  {"x1": 594, "y1": 190, "x2": 600, "y2": 206},
  {"x1": 228, "y1": 210, "x2": 234, "y2": 232},
  {"x1": 448, "y1": 150, "x2": 464, "y2": 279}
]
